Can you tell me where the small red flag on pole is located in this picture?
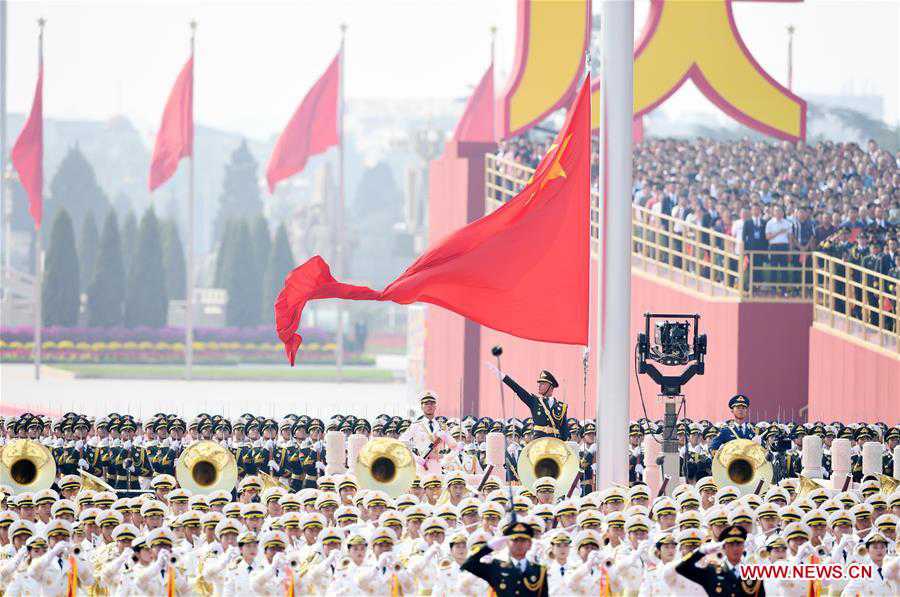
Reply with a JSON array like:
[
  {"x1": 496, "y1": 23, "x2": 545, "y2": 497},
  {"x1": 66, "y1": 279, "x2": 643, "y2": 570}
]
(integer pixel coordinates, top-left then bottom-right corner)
[
  {"x1": 11, "y1": 21, "x2": 44, "y2": 229},
  {"x1": 265, "y1": 51, "x2": 340, "y2": 193},
  {"x1": 148, "y1": 54, "x2": 194, "y2": 191},
  {"x1": 451, "y1": 63, "x2": 495, "y2": 144}
]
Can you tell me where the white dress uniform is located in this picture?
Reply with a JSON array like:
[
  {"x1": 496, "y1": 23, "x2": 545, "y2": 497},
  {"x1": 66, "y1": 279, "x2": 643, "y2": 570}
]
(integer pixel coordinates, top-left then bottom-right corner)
[
  {"x1": 249, "y1": 557, "x2": 300, "y2": 596},
  {"x1": 222, "y1": 558, "x2": 259, "y2": 596},
  {"x1": 840, "y1": 556, "x2": 899, "y2": 596},
  {"x1": 355, "y1": 559, "x2": 416, "y2": 595},
  {"x1": 99, "y1": 549, "x2": 136, "y2": 595},
  {"x1": 399, "y1": 417, "x2": 458, "y2": 474},
  {"x1": 131, "y1": 559, "x2": 190, "y2": 596},
  {"x1": 28, "y1": 551, "x2": 95, "y2": 596}
]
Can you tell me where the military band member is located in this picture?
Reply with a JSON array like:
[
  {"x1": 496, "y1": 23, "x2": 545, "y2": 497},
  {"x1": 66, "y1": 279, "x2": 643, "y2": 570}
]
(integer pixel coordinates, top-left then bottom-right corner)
[
  {"x1": 710, "y1": 395, "x2": 756, "y2": 452},
  {"x1": 676, "y1": 524, "x2": 766, "y2": 597},
  {"x1": 579, "y1": 422, "x2": 597, "y2": 495},
  {"x1": 400, "y1": 393, "x2": 458, "y2": 474},
  {"x1": 485, "y1": 363, "x2": 570, "y2": 441},
  {"x1": 461, "y1": 520, "x2": 548, "y2": 597}
]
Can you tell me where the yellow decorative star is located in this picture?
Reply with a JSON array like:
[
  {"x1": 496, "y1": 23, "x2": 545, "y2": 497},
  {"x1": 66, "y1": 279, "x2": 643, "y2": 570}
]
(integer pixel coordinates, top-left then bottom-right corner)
[{"x1": 540, "y1": 133, "x2": 572, "y2": 189}]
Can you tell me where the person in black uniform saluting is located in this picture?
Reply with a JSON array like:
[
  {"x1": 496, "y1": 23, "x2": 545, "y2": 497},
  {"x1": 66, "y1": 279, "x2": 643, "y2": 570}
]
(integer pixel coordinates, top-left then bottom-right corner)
[
  {"x1": 461, "y1": 520, "x2": 548, "y2": 597},
  {"x1": 676, "y1": 524, "x2": 765, "y2": 597},
  {"x1": 485, "y1": 362, "x2": 569, "y2": 441}
]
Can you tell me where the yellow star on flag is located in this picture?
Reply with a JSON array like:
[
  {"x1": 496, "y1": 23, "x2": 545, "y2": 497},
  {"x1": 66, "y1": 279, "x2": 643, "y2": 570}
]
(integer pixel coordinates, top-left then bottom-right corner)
[{"x1": 539, "y1": 133, "x2": 572, "y2": 189}]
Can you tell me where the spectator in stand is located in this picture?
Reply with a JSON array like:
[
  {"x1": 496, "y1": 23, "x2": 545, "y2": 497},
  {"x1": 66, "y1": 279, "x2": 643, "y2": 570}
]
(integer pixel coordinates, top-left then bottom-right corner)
[{"x1": 766, "y1": 206, "x2": 793, "y2": 290}]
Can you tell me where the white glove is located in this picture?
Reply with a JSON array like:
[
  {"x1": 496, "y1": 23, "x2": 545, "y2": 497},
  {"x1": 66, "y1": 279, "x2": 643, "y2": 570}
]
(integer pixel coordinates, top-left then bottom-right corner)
[
  {"x1": 156, "y1": 549, "x2": 170, "y2": 565},
  {"x1": 74, "y1": 440, "x2": 84, "y2": 451},
  {"x1": 797, "y1": 542, "x2": 813, "y2": 560},
  {"x1": 268, "y1": 460, "x2": 279, "y2": 473},
  {"x1": 112, "y1": 438, "x2": 122, "y2": 448},
  {"x1": 225, "y1": 546, "x2": 239, "y2": 560},
  {"x1": 484, "y1": 361, "x2": 504, "y2": 381},
  {"x1": 377, "y1": 551, "x2": 393, "y2": 568},
  {"x1": 122, "y1": 548, "x2": 134, "y2": 560},
  {"x1": 273, "y1": 553, "x2": 286, "y2": 567},
  {"x1": 315, "y1": 462, "x2": 327, "y2": 473},
  {"x1": 265, "y1": 439, "x2": 275, "y2": 451},
  {"x1": 78, "y1": 459, "x2": 89, "y2": 470},
  {"x1": 123, "y1": 440, "x2": 132, "y2": 450},
  {"x1": 839, "y1": 535, "x2": 856, "y2": 548},
  {"x1": 486, "y1": 536, "x2": 508, "y2": 551},
  {"x1": 50, "y1": 542, "x2": 68, "y2": 557},
  {"x1": 171, "y1": 439, "x2": 181, "y2": 450},
  {"x1": 699, "y1": 541, "x2": 724, "y2": 555},
  {"x1": 697, "y1": 541, "x2": 725, "y2": 555}
]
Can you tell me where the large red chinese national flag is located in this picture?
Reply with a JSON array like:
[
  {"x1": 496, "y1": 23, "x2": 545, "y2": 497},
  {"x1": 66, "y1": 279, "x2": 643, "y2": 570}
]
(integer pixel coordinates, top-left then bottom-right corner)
[
  {"x1": 266, "y1": 52, "x2": 340, "y2": 193},
  {"x1": 275, "y1": 78, "x2": 591, "y2": 365},
  {"x1": 12, "y1": 64, "x2": 44, "y2": 229},
  {"x1": 451, "y1": 64, "x2": 495, "y2": 143},
  {"x1": 149, "y1": 56, "x2": 193, "y2": 192}
]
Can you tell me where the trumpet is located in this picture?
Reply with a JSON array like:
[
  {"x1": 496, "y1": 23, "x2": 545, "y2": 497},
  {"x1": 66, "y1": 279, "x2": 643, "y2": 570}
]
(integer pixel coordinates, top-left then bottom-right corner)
[{"x1": 72, "y1": 546, "x2": 82, "y2": 557}]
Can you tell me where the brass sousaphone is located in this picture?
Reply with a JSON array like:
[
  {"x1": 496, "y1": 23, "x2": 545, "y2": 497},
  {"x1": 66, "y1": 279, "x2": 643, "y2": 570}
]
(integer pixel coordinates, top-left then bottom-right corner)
[
  {"x1": 0, "y1": 439, "x2": 56, "y2": 494},
  {"x1": 354, "y1": 437, "x2": 416, "y2": 498},
  {"x1": 175, "y1": 440, "x2": 238, "y2": 495},
  {"x1": 517, "y1": 437, "x2": 579, "y2": 498},
  {"x1": 712, "y1": 439, "x2": 773, "y2": 495}
]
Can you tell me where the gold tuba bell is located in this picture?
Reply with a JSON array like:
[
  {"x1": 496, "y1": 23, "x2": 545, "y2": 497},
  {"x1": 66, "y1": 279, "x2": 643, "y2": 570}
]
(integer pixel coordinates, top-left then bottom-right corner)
[
  {"x1": 879, "y1": 474, "x2": 899, "y2": 495},
  {"x1": 0, "y1": 439, "x2": 56, "y2": 494},
  {"x1": 516, "y1": 437, "x2": 579, "y2": 498},
  {"x1": 176, "y1": 440, "x2": 238, "y2": 495},
  {"x1": 354, "y1": 438, "x2": 416, "y2": 498},
  {"x1": 712, "y1": 439, "x2": 773, "y2": 495}
]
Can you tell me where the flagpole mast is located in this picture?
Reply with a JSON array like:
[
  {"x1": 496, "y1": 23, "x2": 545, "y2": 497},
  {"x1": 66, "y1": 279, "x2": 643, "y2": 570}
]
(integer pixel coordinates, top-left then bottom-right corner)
[
  {"x1": 185, "y1": 20, "x2": 196, "y2": 381},
  {"x1": 34, "y1": 17, "x2": 45, "y2": 382},
  {"x1": 596, "y1": 0, "x2": 633, "y2": 489},
  {"x1": 336, "y1": 23, "x2": 346, "y2": 382},
  {"x1": 1, "y1": 0, "x2": 8, "y2": 281}
]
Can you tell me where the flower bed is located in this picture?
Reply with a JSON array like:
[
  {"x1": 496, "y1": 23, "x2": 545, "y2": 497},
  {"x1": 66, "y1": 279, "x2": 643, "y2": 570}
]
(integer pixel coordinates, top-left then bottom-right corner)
[{"x1": 0, "y1": 327, "x2": 374, "y2": 366}]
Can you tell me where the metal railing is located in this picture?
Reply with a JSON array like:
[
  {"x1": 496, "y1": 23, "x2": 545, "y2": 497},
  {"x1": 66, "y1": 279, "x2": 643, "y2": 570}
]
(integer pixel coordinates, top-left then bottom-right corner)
[
  {"x1": 485, "y1": 153, "x2": 813, "y2": 301},
  {"x1": 485, "y1": 151, "x2": 900, "y2": 354},
  {"x1": 813, "y1": 253, "x2": 899, "y2": 353}
]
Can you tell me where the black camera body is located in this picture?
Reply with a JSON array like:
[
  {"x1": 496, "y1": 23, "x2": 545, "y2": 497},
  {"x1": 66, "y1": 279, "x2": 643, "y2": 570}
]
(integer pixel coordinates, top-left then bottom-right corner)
[{"x1": 636, "y1": 313, "x2": 707, "y2": 396}]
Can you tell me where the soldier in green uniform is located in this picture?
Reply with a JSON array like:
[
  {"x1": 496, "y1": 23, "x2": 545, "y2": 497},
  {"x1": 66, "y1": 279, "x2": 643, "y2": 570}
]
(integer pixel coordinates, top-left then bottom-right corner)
[
  {"x1": 676, "y1": 524, "x2": 765, "y2": 596},
  {"x1": 579, "y1": 422, "x2": 596, "y2": 496},
  {"x1": 485, "y1": 362, "x2": 570, "y2": 441},
  {"x1": 302, "y1": 419, "x2": 325, "y2": 489},
  {"x1": 461, "y1": 520, "x2": 549, "y2": 597}
]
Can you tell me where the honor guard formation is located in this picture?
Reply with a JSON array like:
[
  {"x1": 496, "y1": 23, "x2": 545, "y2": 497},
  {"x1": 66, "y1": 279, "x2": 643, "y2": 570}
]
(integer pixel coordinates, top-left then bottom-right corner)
[{"x1": 1, "y1": 380, "x2": 899, "y2": 596}]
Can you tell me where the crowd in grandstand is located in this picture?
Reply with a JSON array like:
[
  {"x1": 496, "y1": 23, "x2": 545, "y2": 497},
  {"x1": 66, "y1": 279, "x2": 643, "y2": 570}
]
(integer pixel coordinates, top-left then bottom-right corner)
[
  {"x1": 632, "y1": 138, "x2": 899, "y2": 278},
  {"x1": 1, "y1": 390, "x2": 899, "y2": 595},
  {"x1": 497, "y1": 134, "x2": 899, "y2": 281}
]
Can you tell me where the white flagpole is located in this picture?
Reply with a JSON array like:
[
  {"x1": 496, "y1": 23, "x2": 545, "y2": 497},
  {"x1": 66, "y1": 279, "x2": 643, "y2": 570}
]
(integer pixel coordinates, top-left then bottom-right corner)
[
  {"x1": 1, "y1": 0, "x2": 8, "y2": 280},
  {"x1": 33, "y1": 17, "x2": 45, "y2": 382},
  {"x1": 336, "y1": 24, "x2": 346, "y2": 382},
  {"x1": 185, "y1": 20, "x2": 196, "y2": 381},
  {"x1": 596, "y1": 0, "x2": 633, "y2": 489}
]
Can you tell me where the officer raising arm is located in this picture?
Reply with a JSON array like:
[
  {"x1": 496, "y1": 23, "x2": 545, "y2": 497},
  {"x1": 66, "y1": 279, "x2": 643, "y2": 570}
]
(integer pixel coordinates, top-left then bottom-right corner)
[{"x1": 485, "y1": 363, "x2": 569, "y2": 441}]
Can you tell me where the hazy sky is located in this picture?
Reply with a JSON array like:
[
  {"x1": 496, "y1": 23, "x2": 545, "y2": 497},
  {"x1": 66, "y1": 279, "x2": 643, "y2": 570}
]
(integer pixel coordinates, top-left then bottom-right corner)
[{"x1": 5, "y1": 0, "x2": 899, "y2": 139}]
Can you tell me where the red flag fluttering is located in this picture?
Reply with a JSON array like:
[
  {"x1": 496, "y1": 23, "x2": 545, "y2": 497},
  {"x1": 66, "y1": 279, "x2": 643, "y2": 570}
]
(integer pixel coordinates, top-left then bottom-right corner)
[
  {"x1": 275, "y1": 78, "x2": 591, "y2": 365},
  {"x1": 451, "y1": 64, "x2": 495, "y2": 143},
  {"x1": 149, "y1": 56, "x2": 194, "y2": 192},
  {"x1": 11, "y1": 64, "x2": 44, "y2": 229},
  {"x1": 266, "y1": 51, "x2": 340, "y2": 193}
]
